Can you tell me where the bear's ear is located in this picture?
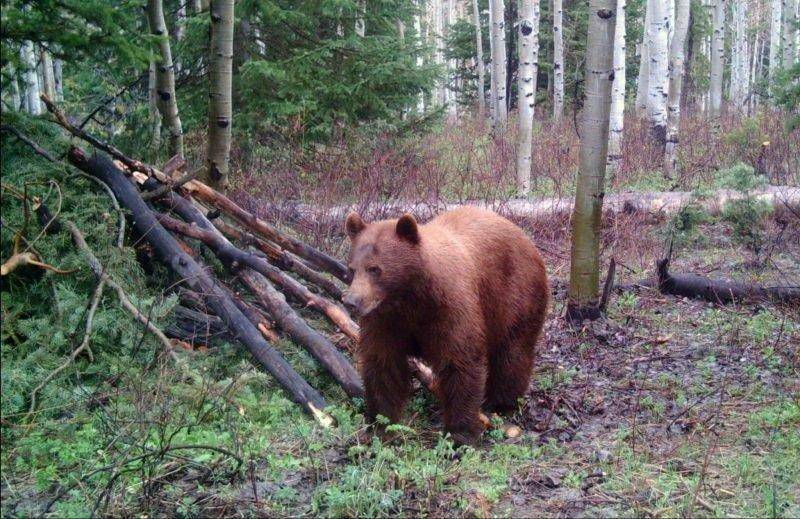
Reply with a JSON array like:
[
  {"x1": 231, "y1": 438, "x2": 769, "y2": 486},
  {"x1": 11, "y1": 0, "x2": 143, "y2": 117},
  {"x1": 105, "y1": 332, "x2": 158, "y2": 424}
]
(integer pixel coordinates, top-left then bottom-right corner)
[
  {"x1": 345, "y1": 212, "x2": 366, "y2": 240},
  {"x1": 396, "y1": 213, "x2": 420, "y2": 244}
]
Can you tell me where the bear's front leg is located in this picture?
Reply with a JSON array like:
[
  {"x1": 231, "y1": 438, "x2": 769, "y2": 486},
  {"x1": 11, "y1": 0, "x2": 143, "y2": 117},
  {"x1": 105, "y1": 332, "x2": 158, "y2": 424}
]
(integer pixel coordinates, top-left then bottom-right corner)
[
  {"x1": 359, "y1": 340, "x2": 412, "y2": 426},
  {"x1": 435, "y1": 356, "x2": 487, "y2": 446}
]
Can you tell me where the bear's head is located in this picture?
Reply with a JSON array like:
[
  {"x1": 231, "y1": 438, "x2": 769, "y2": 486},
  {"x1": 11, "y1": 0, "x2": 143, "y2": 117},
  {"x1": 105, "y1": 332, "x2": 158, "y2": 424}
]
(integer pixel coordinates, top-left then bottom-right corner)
[{"x1": 342, "y1": 211, "x2": 422, "y2": 316}]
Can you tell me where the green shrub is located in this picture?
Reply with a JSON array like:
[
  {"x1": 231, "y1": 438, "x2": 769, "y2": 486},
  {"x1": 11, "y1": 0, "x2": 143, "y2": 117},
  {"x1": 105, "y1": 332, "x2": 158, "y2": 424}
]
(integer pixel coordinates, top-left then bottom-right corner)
[{"x1": 718, "y1": 164, "x2": 771, "y2": 254}]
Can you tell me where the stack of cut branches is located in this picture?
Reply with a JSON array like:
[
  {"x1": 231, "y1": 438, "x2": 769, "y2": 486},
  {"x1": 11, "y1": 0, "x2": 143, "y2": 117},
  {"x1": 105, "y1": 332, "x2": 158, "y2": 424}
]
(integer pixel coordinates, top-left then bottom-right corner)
[{"x1": 34, "y1": 97, "x2": 374, "y2": 425}]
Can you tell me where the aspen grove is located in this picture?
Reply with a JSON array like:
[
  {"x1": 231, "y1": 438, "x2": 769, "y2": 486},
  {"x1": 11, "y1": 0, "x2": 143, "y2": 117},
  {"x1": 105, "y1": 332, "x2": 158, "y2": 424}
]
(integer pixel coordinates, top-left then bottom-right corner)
[{"x1": 1, "y1": 0, "x2": 799, "y2": 515}]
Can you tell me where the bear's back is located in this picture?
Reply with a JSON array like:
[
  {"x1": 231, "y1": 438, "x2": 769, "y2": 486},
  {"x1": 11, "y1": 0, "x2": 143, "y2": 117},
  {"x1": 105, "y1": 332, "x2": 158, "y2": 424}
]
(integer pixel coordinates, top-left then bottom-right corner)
[{"x1": 424, "y1": 206, "x2": 548, "y2": 345}]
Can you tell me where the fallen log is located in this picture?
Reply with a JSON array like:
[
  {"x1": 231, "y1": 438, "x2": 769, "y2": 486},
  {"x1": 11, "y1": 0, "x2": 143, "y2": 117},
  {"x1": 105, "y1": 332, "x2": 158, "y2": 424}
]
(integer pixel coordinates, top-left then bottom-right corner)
[
  {"x1": 656, "y1": 258, "x2": 800, "y2": 304},
  {"x1": 156, "y1": 196, "x2": 360, "y2": 341},
  {"x1": 238, "y1": 269, "x2": 364, "y2": 398},
  {"x1": 153, "y1": 191, "x2": 364, "y2": 398},
  {"x1": 212, "y1": 217, "x2": 345, "y2": 300},
  {"x1": 164, "y1": 305, "x2": 232, "y2": 345},
  {"x1": 265, "y1": 185, "x2": 800, "y2": 229},
  {"x1": 66, "y1": 147, "x2": 331, "y2": 423},
  {"x1": 181, "y1": 180, "x2": 351, "y2": 282},
  {"x1": 176, "y1": 286, "x2": 281, "y2": 344}
]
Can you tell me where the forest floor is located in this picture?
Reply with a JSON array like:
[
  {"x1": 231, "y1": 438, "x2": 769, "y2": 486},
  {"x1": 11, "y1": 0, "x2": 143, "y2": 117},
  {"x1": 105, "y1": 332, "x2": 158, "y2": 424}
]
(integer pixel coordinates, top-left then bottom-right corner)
[{"x1": 5, "y1": 209, "x2": 797, "y2": 518}]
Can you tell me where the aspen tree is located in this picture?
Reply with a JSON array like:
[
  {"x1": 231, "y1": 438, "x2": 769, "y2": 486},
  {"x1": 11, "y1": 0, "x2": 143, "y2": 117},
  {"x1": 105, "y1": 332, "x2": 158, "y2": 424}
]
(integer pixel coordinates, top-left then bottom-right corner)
[
  {"x1": 553, "y1": 0, "x2": 565, "y2": 119},
  {"x1": 635, "y1": 0, "x2": 651, "y2": 115},
  {"x1": 567, "y1": 0, "x2": 616, "y2": 322},
  {"x1": 473, "y1": 0, "x2": 487, "y2": 114},
  {"x1": 769, "y1": 0, "x2": 782, "y2": 79},
  {"x1": 607, "y1": 0, "x2": 626, "y2": 176},
  {"x1": 205, "y1": 0, "x2": 234, "y2": 190},
  {"x1": 490, "y1": 0, "x2": 508, "y2": 128},
  {"x1": 20, "y1": 41, "x2": 41, "y2": 115},
  {"x1": 664, "y1": 0, "x2": 691, "y2": 178},
  {"x1": 516, "y1": 0, "x2": 541, "y2": 196},
  {"x1": 646, "y1": 0, "x2": 670, "y2": 144},
  {"x1": 709, "y1": 0, "x2": 726, "y2": 114},
  {"x1": 147, "y1": 0, "x2": 184, "y2": 157}
]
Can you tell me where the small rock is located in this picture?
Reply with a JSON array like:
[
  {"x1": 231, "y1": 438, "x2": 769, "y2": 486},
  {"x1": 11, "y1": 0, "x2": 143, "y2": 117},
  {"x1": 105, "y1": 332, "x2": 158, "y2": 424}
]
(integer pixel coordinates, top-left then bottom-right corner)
[{"x1": 592, "y1": 449, "x2": 612, "y2": 463}]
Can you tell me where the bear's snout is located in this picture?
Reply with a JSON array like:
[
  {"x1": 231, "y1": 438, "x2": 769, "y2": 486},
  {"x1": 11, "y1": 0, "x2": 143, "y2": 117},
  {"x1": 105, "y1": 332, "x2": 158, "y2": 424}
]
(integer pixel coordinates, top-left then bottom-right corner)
[{"x1": 342, "y1": 291, "x2": 362, "y2": 314}]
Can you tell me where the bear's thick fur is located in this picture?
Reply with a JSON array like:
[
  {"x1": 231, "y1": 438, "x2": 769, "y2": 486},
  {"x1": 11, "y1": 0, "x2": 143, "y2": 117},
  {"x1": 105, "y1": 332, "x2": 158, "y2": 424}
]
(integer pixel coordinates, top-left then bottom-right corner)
[{"x1": 344, "y1": 207, "x2": 548, "y2": 444}]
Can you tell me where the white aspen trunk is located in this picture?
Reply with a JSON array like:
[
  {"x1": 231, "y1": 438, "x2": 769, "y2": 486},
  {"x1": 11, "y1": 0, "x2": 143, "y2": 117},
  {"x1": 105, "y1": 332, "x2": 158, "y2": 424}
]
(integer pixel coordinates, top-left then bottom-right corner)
[
  {"x1": 174, "y1": 3, "x2": 186, "y2": 74},
  {"x1": 54, "y1": 58, "x2": 63, "y2": 101},
  {"x1": 192, "y1": 0, "x2": 203, "y2": 13},
  {"x1": 148, "y1": 58, "x2": 162, "y2": 151},
  {"x1": 769, "y1": 0, "x2": 782, "y2": 79},
  {"x1": 433, "y1": 0, "x2": 446, "y2": 107},
  {"x1": 490, "y1": 0, "x2": 508, "y2": 129},
  {"x1": 701, "y1": 0, "x2": 711, "y2": 111},
  {"x1": 397, "y1": 19, "x2": 406, "y2": 40},
  {"x1": 567, "y1": 0, "x2": 616, "y2": 321},
  {"x1": 356, "y1": 0, "x2": 366, "y2": 37},
  {"x1": 516, "y1": 0, "x2": 541, "y2": 196},
  {"x1": 553, "y1": 0, "x2": 565, "y2": 120},
  {"x1": 147, "y1": 0, "x2": 184, "y2": 158},
  {"x1": 749, "y1": 29, "x2": 760, "y2": 112},
  {"x1": 664, "y1": 0, "x2": 691, "y2": 178},
  {"x1": 5, "y1": 64, "x2": 21, "y2": 110},
  {"x1": 445, "y1": 0, "x2": 457, "y2": 115},
  {"x1": 40, "y1": 47, "x2": 56, "y2": 101},
  {"x1": 473, "y1": 0, "x2": 487, "y2": 114},
  {"x1": 607, "y1": 0, "x2": 626, "y2": 176},
  {"x1": 415, "y1": 2, "x2": 425, "y2": 112},
  {"x1": 20, "y1": 41, "x2": 41, "y2": 115},
  {"x1": 205, "y1": 0, "x2": 235, "y2": 191},
  {"x1": 709, "y1": 0, "x2": 725, "y2": 114},
  {"x1": 489, "y1": 0, "x2": 497, "y2": 120},
  {"x1": 646, "y1": 0, "x2": 670, "y2": 143},
  {"x1": 635, "y1": 0, "x2": 651, "y2": 115},
  {"x1": 783, "y1": 0, "x2": 797, "y2": 67},
  {"x1": 730, "y1": 0, "x2": 749, "y2": 108}
]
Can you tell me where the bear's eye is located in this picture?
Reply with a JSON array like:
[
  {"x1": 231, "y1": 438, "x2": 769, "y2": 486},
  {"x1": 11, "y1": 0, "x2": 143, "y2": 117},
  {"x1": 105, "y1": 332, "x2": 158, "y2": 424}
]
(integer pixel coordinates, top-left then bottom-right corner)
[{"x1": 366, "y1": 266, "x2": 382, "y2": 277}]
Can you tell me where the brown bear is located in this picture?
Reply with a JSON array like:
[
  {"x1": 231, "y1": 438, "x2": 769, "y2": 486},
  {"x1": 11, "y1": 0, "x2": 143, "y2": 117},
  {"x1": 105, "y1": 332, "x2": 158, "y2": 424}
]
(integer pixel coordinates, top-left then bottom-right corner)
[{"x1": 344, "y1": 207, "x2": 548, "y2": 445}]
